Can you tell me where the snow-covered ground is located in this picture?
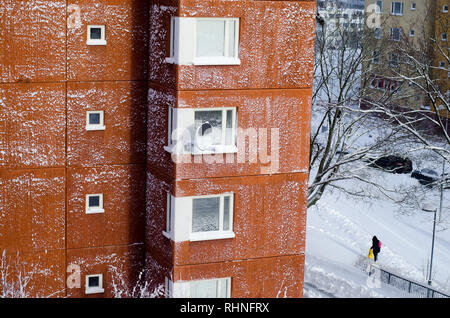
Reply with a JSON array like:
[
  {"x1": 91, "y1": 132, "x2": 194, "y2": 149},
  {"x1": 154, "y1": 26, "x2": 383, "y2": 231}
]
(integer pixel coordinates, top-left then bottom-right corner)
[
  {"x1": 305, "y1": 156, "x2": 450, "y2": 297},
  {"x1": 305, "y1": 113, "x2": 450, "y2": 298}
]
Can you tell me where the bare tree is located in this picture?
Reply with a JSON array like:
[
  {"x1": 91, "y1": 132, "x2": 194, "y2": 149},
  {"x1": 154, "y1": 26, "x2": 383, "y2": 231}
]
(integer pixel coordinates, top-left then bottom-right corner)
[{"x1": 309, "y1": 7, "x2": 415, "y2": 208}]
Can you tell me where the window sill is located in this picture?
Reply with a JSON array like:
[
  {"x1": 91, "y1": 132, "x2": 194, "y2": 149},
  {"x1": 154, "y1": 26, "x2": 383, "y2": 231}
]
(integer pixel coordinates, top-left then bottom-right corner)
[
  {"x1": 86, "y1": 40, "x2": 107, "y2": 46},
  {"x1": 86, "y1": 125, "x2": 106, "y2": 131},
  {"x1": 164, "y1": 144, "x2": 238, "y2": 155},
  {"x1": 162, "y1": 231, "x2": 172, "y2": 240},
  {"x1": 85, "y1": 287, "x2": 105, "y2": 295},
  {"x1": 193, "y1": 57, "x2": 241, "y2": 66},
  {"x1": 86, "y1": 208, "x2": 105, "y2": 214},
  {"x1": 165, "y1": 57, "x2": 175, "y2": 64},
  {"x1": 190, "y1": 231, "x2": 235, "y2": 242}
]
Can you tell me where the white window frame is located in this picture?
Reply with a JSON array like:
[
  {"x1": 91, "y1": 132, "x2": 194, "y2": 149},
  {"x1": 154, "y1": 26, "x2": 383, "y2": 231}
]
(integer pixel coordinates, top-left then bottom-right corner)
[
  {"x1": 439, "y1": 61, "x2": 446, "y2": 69},
  {"x1": 162, "y1": 193, "x2": 235, "y2": 242},
  {"x1": 409, "y1": 29, "x2": 415, "y2": 37},
  {"x1": 167, "y1": 277, "x2": 231, "y2": 298},
  {"x1": 85, "y1": 274, "x2": 105, "y2": 294},
  {"x1": 390, "y1": 27, "x2": 401, "y2": 41},
  {"x1": 165, "y1": 106, "x2": 238, "y2": 155},
  {"x1": 390, "y1": 2, "x2": 404, "y2": 15},
  {"x1": 189, "y1": 193, "x2": 234, "y2": 242},
  {"x1": 410, "y1": 2, "x2": 416, "y2": 10},
  {"x1": 441, "y1": 33, "x2": 447, "y2": 41},
  {"x1": 166, "y1": 17, "x2": 240, "y2": 66},
  {"x1": 85, "y1": 194, "x2": 105, "y2": 214},
  {"x1": 376, "y1": 0, "x2": 383, "y2": 13},
  {"x1": 443, "y1": 5, "x2": 449, "y2": 13},
  {"x1": 86, "y1": 111, "x2": 105, "y2": 131},
  {"x1": 162, "y1": 192, "x2": 174, "y2": 239},
  {"x1": 86, "y1": 25, "x2": 106, "y2": 46}
]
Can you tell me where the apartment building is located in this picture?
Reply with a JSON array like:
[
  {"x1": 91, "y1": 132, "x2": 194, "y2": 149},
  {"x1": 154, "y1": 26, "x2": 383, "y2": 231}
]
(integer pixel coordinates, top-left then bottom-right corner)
[
  {"x1": 0, "y1": 0, "x2": 315, "y2": 298},
  {"x1": 362, "y1": 0, "x2": 449, "y2": 116}
]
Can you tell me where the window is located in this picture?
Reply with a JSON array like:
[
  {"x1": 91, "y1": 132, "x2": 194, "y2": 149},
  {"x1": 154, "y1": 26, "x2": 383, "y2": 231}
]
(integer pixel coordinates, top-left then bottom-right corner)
[
  {"x1": 166, "y1": 107, "x2": 237, "y2": 155},
  {"x1": 390, "y1": 28, "x2": 401, "y2": 41},
  {"x1": 163, "y1": 192, "x2": 173, "y2": 239},
  {"x1": 167, "y1": 17, "x2": 240, "y2": 66},
  {"x1": 389, "y1": 53, "x2": 400, "y2": 68},
  {"x1": 444, "y1": 5, "x2": 449, "y2": 13},
  {"x1": 409, "y1": 29, "x2": 415, "y2": 37},
  {"x1": 163, "y1": 193, "x2": 235, "y2": 242},
  {"x1": 374, "y1": 27, "x2": 382, "y2": 39},
  {"x1": 410, "y1": 2, "x2": 416, "y2": 10},
  {"x1": 391, "y1": 2, "x2": 404, "y2": 15},
  {"x1": 85, "y1": 274, "x2": 104, "y2": 294},
  {"x1": 87, "y1": 25, "x2": 106, "y2": 45},
  {"x1": 372, "y1": 50, "x2": 380, "y2": 64},
  {"x1": 86, "y1": 111, "x2": 105, "y2": 131},
  {"x1": 440, "y1": 61, "x2": 446, "y2": 69},
  {"x1": 167, "y1": 277, "x2": 231, "y2": 298},
  {"x1": 442, "y1": 33, "x2": 447, "y2": 41},
  {"x1": 376, "y1": 0, "x2": 383, "y2": 13},
  {"x1": 85, "y1": 194, "x2": 104, "y2": 214}
]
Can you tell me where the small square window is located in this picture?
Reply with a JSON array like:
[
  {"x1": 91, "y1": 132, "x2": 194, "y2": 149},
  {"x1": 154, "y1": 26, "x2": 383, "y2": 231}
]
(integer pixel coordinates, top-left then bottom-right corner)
[
  {"x1": 86, "y1": 111, "x2": 105, "y2": 131},
  {"x1": 440, "y1": 61, "x2": 446, "y2": 69},
  {"x1": 87, "y1": 25, "x2": 106, "y2": 45},
  {"x1": 443, "y1": 5, "x2": 449, "y2": 13},
  {"x1": 86, "y1": 194, "x2": 104, "y2": 214},
  {"x1": 442, "y1": 33, "x2": 447, "y2": 41},
  {"x1": 410, "y1": 3, "x2": 416, "y2": 10},
  {"x1": 85, "y1": 274, "x2": 105, "y2": 294},
  {"x1": 410, "y1": 29, "x2": 415, "y2": 37}
]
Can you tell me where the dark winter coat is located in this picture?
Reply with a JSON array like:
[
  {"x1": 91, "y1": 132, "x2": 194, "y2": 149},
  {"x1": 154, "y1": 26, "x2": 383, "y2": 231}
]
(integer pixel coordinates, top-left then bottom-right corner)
[{"x1": 371, "y1": 236, "x2": 381, "y2": 254}]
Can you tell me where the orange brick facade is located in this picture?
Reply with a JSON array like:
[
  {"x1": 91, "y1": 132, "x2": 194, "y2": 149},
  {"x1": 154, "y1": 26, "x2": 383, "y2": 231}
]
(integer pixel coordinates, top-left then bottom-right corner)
[{"x1": 0, "y1": 0, "x2": 315, "y2": 298}]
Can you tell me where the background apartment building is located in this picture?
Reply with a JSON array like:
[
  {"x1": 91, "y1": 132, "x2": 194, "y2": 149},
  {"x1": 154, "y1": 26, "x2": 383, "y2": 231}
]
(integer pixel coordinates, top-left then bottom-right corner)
[
  {"x1": 362, "y1": 0, "x2": 449, "y2": 118},
  {"x1": 0, "y1": 0, "x2": 315, "y2": 298}
]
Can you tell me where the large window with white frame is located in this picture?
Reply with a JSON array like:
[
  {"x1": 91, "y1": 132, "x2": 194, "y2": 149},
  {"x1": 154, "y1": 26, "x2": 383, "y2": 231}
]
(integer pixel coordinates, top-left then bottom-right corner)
[
  {"x1": 167, "y1": 17, "x2": 240, "y2": 66},
  {"x1": 166, "y1": 107, "x2": 237, "y2": 155},
  {"x1": 391, "y1": 2, "x2": 403, "y2": 15},
  {"x1": 163, "y1": 193, "x2": 235, "y2": 242},
  {"x1": 166, "y1": 277, "x2": 231, "y2": 298}
]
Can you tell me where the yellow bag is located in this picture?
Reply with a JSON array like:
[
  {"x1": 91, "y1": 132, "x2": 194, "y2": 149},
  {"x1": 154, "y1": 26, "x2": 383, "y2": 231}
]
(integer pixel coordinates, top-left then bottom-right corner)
[{"x1": 368, "y1": 248, "x2": 374, "y2": 260}]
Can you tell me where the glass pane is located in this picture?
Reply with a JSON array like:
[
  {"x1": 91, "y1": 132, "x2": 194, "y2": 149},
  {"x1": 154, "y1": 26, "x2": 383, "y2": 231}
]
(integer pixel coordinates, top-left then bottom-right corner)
[
  {"x1": 88, "y1": 276, "x2": 99, "y2": 287},
  {"x1": 89, "y1": 196, "x2": 100, "y2": 208},
  {"x1": 223, "y1": 196, "x2": 230, "y2": 231},
  {"x1": 192, "y1": 197, "x2": 220, "y2": 232},
  {"x1": 89, "y1": 113, "x2": 101, "y2": 125},
  {"x1": 195, "y1": 111, "x2": 223, "y2": 146},
  {"x1": 90, "y1": 28, "x2": 102, "y2": 40},
  {"x1": 190, "y1": 280, "x2": 218, "y2": 298},
  {"x1": 219, "y1": 279, "x2": 228, "y2": 297},
  {"x1": 196, "y1": 20, "x2": 225, "y2": 57},
  {"x1": 228, "y1": 21, "x2": 236, "y2": 57},
  {"x1": 225, "y1": 110, "x2": 233, "y2": 145}
]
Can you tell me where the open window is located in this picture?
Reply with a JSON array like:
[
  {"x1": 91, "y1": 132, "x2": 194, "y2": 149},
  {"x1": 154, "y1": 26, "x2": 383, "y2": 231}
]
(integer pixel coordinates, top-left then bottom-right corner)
[
  {"x1": 166, "y1": 17, "x2": 240, "y2": 66},
  {"x1": 85, "y1": 274, "x2": 105, "y2": 294},
  {"x1": 85, "y1": 194, "x2": 104, "y2": 214},
  {"x1": 86, "y1": 111, "x2": 105, "y2": 131},
  {"x1": 87, "y1": 25, "x2": 106, "y2": 45},
  {"x1": 166, "y1": 107, "x2": 237, "y2": 155}
]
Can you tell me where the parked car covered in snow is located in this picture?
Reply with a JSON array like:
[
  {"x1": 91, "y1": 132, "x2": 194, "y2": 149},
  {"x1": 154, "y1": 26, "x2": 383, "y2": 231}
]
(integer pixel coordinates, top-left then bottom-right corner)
[
  {"x1": 411, "y1": 168, "x2": 439, "y2": 186},
  {"x1": 366, "y1": 155, "x2": 413, "y2": 174}
]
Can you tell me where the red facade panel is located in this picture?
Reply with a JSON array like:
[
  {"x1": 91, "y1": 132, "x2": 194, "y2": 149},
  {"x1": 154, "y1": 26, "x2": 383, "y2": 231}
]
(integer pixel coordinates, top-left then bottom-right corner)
[
  {"x1": 67, "y1": 81, "x2": 148, "y2": 166},
  {"x1": 67, "y1": 165, "x2": 146, "y2": 249},
  {"x1": 67, "y1": 0, "x2": 149, "y2": 82},
  {"x1": 0, "y1": 168, "x2": 65, "y2": 253},
  {"x1": 0, "y1": 83, "x2": 66, "y2": 169},
  {"x1": 0, "y1": 0, "x2": 66, "y2": 83}
]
